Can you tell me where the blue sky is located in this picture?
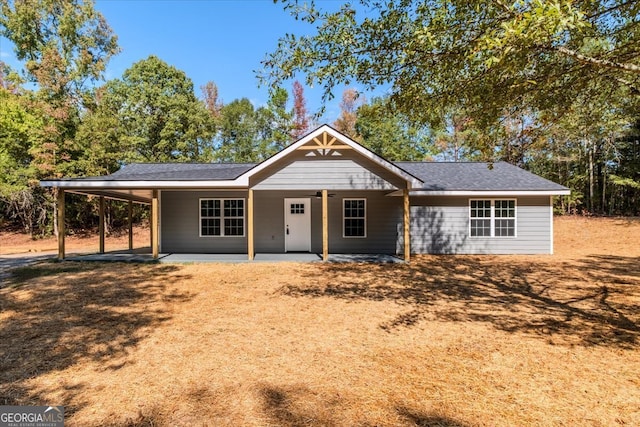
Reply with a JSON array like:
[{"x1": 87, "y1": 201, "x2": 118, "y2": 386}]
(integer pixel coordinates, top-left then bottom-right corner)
[{"x1": 1, "y1": 0, "x2": 383, "y2": 123}]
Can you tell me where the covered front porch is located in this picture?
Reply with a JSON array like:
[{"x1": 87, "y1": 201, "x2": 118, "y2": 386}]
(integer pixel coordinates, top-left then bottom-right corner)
[{"x1": 53, "y1": 187, "x2": 412, "y2": 262}]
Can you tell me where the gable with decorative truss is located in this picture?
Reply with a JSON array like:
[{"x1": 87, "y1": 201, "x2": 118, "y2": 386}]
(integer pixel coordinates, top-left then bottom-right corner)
[{"x1": 296, "y1": 131, "x2": 353, "y2": 157}]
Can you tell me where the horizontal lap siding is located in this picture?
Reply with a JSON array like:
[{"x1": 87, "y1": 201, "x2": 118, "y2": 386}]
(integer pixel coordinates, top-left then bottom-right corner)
[
  {"x1": 254, "y1": 190, "x2": 401, "y2": 254},
  {"x1": 328, "y1": 191, "x2": 401, "y2": 254},
  {"x1": 251, "y1": 155, "x2": 405, "y2": 254},
  {"x1": 161, "y1": 190, "x2": 248, "y2": 253},
  {"x1": 253, "y1": 191, "x2": 313, "y2": 253},
  {"x1": 253, "y1": 160, "x2": 397, "y2": 190},
  {"x1": 409, "y1": 196, "x2": 552, "y2": 254}
]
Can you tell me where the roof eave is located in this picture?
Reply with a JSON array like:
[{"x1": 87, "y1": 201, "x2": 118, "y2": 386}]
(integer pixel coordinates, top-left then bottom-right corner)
[
  {"x1": 40, "y1": 177, "x2": 250, "y2": 188},
  {"x1": 400, "y1": 189, "x2": 571, "y2": 196}
]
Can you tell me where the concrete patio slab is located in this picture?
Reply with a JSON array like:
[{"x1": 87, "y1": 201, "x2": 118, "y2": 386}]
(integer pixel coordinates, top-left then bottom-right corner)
[{"x1": 8, "y1": 251, "x2": 403, "y2": 264}]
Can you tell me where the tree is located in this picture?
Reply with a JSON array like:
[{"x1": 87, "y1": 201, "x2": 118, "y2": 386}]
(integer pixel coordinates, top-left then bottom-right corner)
[
  {"x1": 201, "y1": 80, "x2": 223, "y2": 119},
  {"x1": 0, "y1": 0, "x2": 119, "y2": 100},
  {"x1": 0, "y1": 0, "x2": 119, "y2": 176},
  {"x1": 333, "y1": 88, "x2": 363, "y2": 138},
  {"x1": 256, "y1": 87, "x2": 293, "y2": 155},
  {"x1": 355, "y1": 96, "x2": 433, "y2": 161},
  {"x1": 432, "y1": 111, "x2": 484, "y2": 162},
  {"x1": 291, "y1": 80, "x2": 310, "y2": 140},
  {"x1": 262, "y1": 0, "x2": 640, "y2": 131},
  {"x1": 1, "y1": 0, "x2": 119, "y2": 235},
  {"x1": 81, "y1": 55, "x2": 215, "y2": 163},
  {"x1": 215, "y1": 98, "x2": 262, "y2": 162},
  {"x1": 0, "y1": 86, "x2": 48, "y2": 233}
]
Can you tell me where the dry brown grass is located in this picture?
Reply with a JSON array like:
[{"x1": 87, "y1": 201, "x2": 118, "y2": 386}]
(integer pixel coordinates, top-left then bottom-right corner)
[
  {"x1": 1, "y1": 216, "x2": 639, "y2": 426},
  {"x1": 0, "y1": 225, "x2": 150, "y2": 255}
]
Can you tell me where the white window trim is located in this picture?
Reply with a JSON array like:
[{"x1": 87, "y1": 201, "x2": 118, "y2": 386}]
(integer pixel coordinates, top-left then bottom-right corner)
[
  {"x1": 199, "y1": 198, "x2": 246, "y2": 238},
  {"x1": 469, "y1": 198, "x2": 517, "y2": 238},
  {"x1": 343, "y1": 198, "x2": 367, "y2": 238}
]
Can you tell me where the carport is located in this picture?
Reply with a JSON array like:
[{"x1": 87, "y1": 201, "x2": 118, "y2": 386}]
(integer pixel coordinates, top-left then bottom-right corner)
[{"x1": 48, "y1": 186, "x2": 157, "y2": 261}]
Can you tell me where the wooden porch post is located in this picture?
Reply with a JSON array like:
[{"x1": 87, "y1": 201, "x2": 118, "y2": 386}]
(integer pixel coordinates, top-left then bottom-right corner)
[
  {"x1": 322, "y1": 189, "x2": 328, "y2": 261},
  {"x1": 151, "y1": 190, "x2": 159, "y2": 259},
  {"x1": 99, "y1": 196, "x2": 105, "y2": 254},
  {"x1": 128, "y1": 200, "x2": 133, "y2": 251},
  {"x1": 403, "y1": 189, "x2": 411, "y2": 262},
  {"x1": 248, "y1": 189, "x2": 254, "y2": 260},
  {"x1": 57, "y1": 188, "x2": 65, "y2": 260}
]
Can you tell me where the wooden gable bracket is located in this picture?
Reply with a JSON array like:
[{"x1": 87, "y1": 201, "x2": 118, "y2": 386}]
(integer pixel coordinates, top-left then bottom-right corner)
[{"x1": 297, "y1": 131, "x2": 353, "y2": 155}]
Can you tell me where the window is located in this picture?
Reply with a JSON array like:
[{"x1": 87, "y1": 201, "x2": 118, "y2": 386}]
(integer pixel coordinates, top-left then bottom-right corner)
[
  {"x1": 290, "y1": 203, "x2": 305, "y2": 214},
  {"x1": 470, "y1": 199, "x2": 516, "y2": 237},
  {"x1": 343, "y1": 198, "x2": 366, "y2": 237},
  {"x1": 470, "y1": 200, "x2": 492, "y2": 237},
  {"x1": 200, "y1": 198, "x2": 244, "y2": 237},
  {"x1": 494, "y1": 200, "x2": 516, "y2": 237}
]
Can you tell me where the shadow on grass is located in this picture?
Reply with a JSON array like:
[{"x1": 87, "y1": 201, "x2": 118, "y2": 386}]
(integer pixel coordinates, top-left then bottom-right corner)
[
  {"x1": 396, "y1": 406, "x2": 470, "y2": 427},
  {"x1": 259, "y1": 384, "x2": 471, "y2": 427},
  {"x1": 0, "y1": 261, "x2": 193, "y2": 416},
  {"x1": 280, "y1": 255, "x2": 640, "y2": 348}
]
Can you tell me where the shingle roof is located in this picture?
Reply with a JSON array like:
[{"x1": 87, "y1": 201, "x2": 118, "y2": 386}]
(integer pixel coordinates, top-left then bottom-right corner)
[
  {"x1": 53, "y1": 160, "x2": 567, "y2": 192},
  {"x1": 395, "y1": 161, "x2": 568, "y2": 192},
  {"x1": 94, "y1": 163, "x2": 257, "y2": 181}
]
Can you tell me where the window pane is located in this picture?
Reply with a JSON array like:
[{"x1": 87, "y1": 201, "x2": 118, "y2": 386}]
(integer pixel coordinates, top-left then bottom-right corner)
[
  {"x1": 201, "y1": 218, "x2": 221, "y2": 236},
  {"x1": 224, "y1": 218, "x2": 244, "y2": 236},
  {"x1": 200, "y1": 199, "x2": 220, "y2": 217},
  {"x1": 290, "y1": 203, "x2": 304, "y2": 214},
  {"x1": 470, "y1": 200, "x2": 491, "y2": 219},
  {"x1": 495, "y1": 219, "x2": 515, "y2": 236},
  {"x1": 344, "y1": 218, "x2": 365, "y2": 237},
  {"x1": 344, "y1": 200, "x2": 365, "y2": 218},
  {"x1": 495, "y1": 199, "x2": 515, "y2": 219},
  {"x1": 470, "y1": 219, "x2": 491, "y2": 237}
]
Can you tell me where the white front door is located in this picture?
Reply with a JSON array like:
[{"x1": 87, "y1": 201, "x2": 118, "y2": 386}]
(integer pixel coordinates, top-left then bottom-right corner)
[{"x1": 284, "y1": 198, "x2": 311, "y2": 252}]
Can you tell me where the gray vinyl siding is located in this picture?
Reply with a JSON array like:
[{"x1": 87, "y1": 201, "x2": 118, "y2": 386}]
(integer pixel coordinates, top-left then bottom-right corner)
[
  {"x1": 253, "y1": 160, "x2": 397, "y2": 190},
  {"x1": 161, "y1": 190, "x2": 248, "y2": 253},
  {"x1": 407, "y1": 196, "x2": 552, "y2": 254},
  {"x1": 253, "y1": 190, "x2": 401, "y2": 254},
  {"x1": 162, "y1": 191, "x2": 552, "y2": 255},
  {"x1": 251, "y1": 151, "x2": 408, "y2": 190}
]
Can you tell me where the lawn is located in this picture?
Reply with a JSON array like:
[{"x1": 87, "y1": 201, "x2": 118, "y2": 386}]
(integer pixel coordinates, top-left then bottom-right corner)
[{"x1": 1, "y1": 217, "x2": 639, "y2": 426}]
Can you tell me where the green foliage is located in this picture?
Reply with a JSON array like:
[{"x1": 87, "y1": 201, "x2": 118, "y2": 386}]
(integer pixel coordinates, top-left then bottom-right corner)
[
  {"x1": 355, "y1": 97, "x2": 433, "y2": 161},
  {"x1": 258, "y1": 87, "x2": 293, "y2": 154},
  {"x1": 262, "y1": 0, "x2": 640, "y2": 130},
  {"x1": 215, "y1": 98, "x2": 263, "y2": 162},
  {"x1": 80, "y1": 55, "x2": 215, "y2": 164},
  {"x1": 609, "y1": 175, "x2": 640, "y2": 189},
  {"x1": 0, "y1": 0, "x2": 119, "y2": 99}
]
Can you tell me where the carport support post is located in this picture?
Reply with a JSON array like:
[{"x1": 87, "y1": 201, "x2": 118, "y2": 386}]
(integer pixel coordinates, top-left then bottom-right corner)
[
  {"x1": 151, "y1": 190, "x2": 159, "y2": 259},
  {"x1": 248, "y1": 189, "x2": 254, "y2": 260},
  {"x1": 322, "y1": 189, "x2": 328, "y2": 261},
  {"x1": 57, "y1": 188, "x2": 65, "y2": 260},
  {"x1": 403, "y1": 189, "x2": 410, "y2": 262},
  {"x1": 99, "y1": 196, "x2": 105, "y2": 254},
  {"x1": 128, "y1": 200, "x2": 133, "y2": 251}
]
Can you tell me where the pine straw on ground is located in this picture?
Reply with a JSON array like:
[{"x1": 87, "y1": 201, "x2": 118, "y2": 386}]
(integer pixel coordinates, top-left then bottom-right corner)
[
  {"x1": 0, "y1": 225, "x2": 150, "y2": 255},
  {"x1": 0, "y1": 217, "x2": 639, "y2": 426}
]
